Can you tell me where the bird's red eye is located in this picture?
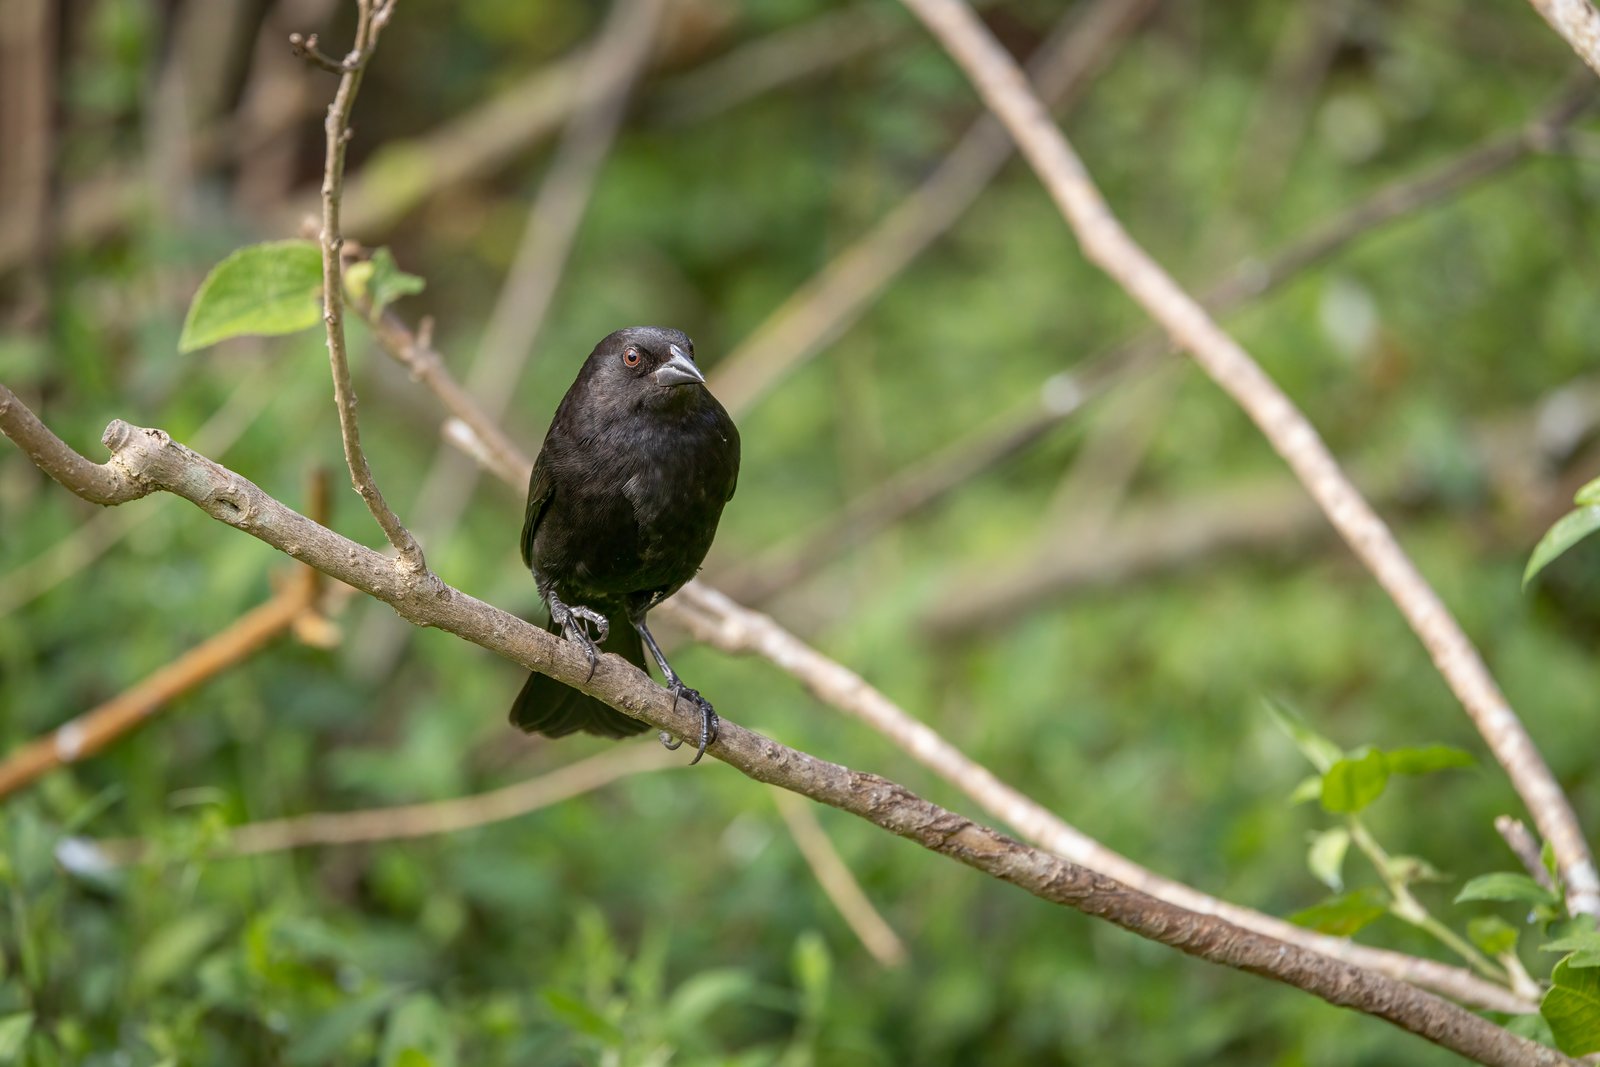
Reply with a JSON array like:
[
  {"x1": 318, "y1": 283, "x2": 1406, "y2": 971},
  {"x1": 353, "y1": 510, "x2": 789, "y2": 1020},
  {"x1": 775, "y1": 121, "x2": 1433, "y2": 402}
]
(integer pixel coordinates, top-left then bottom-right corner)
[{"x1": 623, "y1": 348, "x2": 641, "y2": 367}]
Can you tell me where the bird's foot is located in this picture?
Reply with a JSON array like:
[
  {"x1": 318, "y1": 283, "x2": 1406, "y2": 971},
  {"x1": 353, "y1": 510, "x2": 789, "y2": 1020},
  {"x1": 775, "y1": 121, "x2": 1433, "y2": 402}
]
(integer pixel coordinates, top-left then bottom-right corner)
[
  {"x1": 551, "y1": 602, "x2": 610, "y2": 681},
  {"x1": 658, "y1": 683, "x2": 719, "y2": 765}
]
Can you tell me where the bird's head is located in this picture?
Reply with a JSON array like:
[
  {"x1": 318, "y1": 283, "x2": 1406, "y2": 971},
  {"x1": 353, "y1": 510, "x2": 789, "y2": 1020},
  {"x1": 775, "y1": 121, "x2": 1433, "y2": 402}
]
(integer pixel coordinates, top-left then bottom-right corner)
[{"x1": 585, "y1": 326, "x2": 708, "y2": 407}]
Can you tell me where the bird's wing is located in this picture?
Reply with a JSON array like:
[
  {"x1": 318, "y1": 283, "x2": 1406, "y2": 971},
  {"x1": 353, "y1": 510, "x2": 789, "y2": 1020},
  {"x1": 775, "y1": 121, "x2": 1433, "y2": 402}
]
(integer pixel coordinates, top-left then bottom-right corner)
[{"x1": 520, "y1": 451, "x2": 555, "y2": 570}]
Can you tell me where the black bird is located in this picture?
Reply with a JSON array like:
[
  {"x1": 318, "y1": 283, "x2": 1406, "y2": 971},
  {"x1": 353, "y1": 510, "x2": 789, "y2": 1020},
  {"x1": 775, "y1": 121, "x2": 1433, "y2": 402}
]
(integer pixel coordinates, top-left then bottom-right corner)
[{"x1": 510, "y1": 326, "x2": 739, "y2": 763}]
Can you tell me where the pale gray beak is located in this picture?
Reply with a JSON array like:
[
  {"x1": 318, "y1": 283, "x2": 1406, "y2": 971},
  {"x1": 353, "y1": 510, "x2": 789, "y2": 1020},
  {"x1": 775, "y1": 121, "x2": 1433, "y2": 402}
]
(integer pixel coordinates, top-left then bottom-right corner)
[{"x1": 653, "y1": 344, "x2": 705, "y2": 388}]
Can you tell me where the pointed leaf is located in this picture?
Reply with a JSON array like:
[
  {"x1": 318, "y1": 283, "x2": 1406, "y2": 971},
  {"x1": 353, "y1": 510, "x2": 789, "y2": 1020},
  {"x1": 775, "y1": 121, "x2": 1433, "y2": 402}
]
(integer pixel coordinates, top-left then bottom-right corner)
[
  {"x1": 1525, "y1": 506, "x2": 1600, "y2": 589},
  {"x1": 179, "y1": 240, "x2": 324, "y2": 352},
  {"x1": 0, "y1": 1013, "x2": 34, "y2": 1060},
  {"x1": 1541, "y1": 930, "x2": 1600, "y2": 968},
  {"x1": 1455, "y1": 872, "x2": 1560, "y2": 907},
  {"x1": 540, "y1": 989, "x2": 623, "y2": 1044},
  {"x1": 365, "y1": 248, "x2": 425, "y2": 313},
  {"x1": 1543, "y1": 956, "x2": 1600, "y2": 1055},
  {"x1": 1288, "y1": 775, "x2": 1324, "y2": 805},
  {"x1": 1307, "y1": 828, "x2": 1350, "y2": 891},
  {"x1": 1320, "y1": 747, "x2": 1389, "y2": 814},
  {"x1": 1263, "y1": 697, "x2": 1343, "y2": 773},
  {"x1": 1575, "y1": 475, "x2": 1600, "y2": 507}
]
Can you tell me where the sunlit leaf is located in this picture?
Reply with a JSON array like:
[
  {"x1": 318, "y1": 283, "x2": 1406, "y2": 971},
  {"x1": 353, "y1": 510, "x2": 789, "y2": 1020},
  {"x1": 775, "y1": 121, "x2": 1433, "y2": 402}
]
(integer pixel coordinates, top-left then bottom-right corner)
[
  {"x1": 1288, "y1": 775, "x2": 1323, "y2": 805},
  {"x1": 1543, "y1": 957, "x2": 1600, "y2": 1055},
  {"x1": 0, "y1": 1013, "x2": 34, "y2": 1061},
  {"x1": 666, "y1": 969, "x2": 756, "y2": 1033},
  {"x1": 134, "y1": 911, "x2": 229, "y2": 992},
  {"x1": 541, "y1": 988, "x2": 623, "y2": 1044},
  {"x1": 1454, "y1": 872, "x2": 1560, "y2": 907},
  {"x1": 365, "y1": 247, "x2": 425, "y2": 313},
  {"x1": 381, "y1": 994, "x2": 457, "y2": 1067},
  {"x1": 1307, "y1": 827, "x2": 1349, "y2": 892},
  {"x1": 1320, "y1": 747, "x2": 1389, "y2": 814},
  {"x1": 1542, "y1": 929, "x2": 1600, "y2": 969},
  {"x1": 1575, "y1": 475, "x2": 1600, "y2": 507},
  {"x1": 1524, "y1": 505, "x2": 1600, "y2": 589},
  {"x1": 1263, "y1": 698, "x2": 1343, "y2": 773},
  {"x1": 179, "y1": 240, "x2": 324, "y2": 352}
]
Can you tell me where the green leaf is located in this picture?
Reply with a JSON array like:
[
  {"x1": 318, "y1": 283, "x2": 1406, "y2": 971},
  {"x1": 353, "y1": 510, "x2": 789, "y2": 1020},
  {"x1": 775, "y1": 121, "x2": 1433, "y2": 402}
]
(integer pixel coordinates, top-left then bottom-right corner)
[
  {"x1": 179, "y1": 240, "x2": 324, "y2": 352},
  {"x1": 1575, "y1": 475, "x2": 1600, "y2": 507},
  {"x1": 792, "y1": 930, "x2": 832, "y2": 1022},
  {"x1": 1289, "y1": 888, "x2": 1388, "y2": 936},
  {"x1": 134, "y1": 911, "x2": 230, "y2": 993},
  {"x1": 1385, "y1": 854, "x2": 1447, "y2": 885},
  {"x1": 289, "y1": 988, "x2": 401, "y2": 1066},
  {"x1": 665, "y1": 969, "x2": 755, "y2": 1033},
  {"x1": 1307, "y1": 827, "x2": 1350, "y2": 892},
  {"x1": 1263, "y1": 697, "x2": 1343, "y2": 773},
  {"x1": 1320, "y1": 747, "x2": 1389, "y2": 814},
  {"x1": 1288, "y1": 775, "x2": 1323, "y2": 805},
  {"x1": 1524, "y1": 505, "x2": 1600, "y2": 589},
  {"x1": 1467, "y1": 915, "x2": 1518, "y2": 957},
  {"x1": 381, "y1": 994, "x2": 457, "y2": 1067},
  {"x1": 1455, "y1": 872, "x2": 1561, "y2": 907},
  {"x1": 0, "y1": 1013, "x2": 34, "y2": 1062},
  {"x1": 1383, "y1": 745, "x2": 1475, "y2": 776},
  {"x1": 1543, "y1": 956, "x2": 1600, "y2": 1055},
  {"x1": 1541, "y1": 930, "x2": 1600, "y2": 968},
  {"x1": 365, "y1": 248, "x2": 425, "y2": 313},
  {"x1": 540, "y1": 989, "x2": 623, "y2": 1045}
]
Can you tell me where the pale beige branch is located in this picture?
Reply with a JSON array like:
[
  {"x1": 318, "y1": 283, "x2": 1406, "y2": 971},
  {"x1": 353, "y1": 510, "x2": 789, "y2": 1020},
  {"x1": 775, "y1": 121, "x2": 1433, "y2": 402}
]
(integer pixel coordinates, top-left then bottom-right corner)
[
  {"x1": 1528, "y1": 0, "x2": 1600, "y2": 78},
  {"x1": 772, "y1": 787, "x2": 908, "y2": 968},
  {"x1": 897, "y1": 0, "x2": 1600, "y2": 920}
]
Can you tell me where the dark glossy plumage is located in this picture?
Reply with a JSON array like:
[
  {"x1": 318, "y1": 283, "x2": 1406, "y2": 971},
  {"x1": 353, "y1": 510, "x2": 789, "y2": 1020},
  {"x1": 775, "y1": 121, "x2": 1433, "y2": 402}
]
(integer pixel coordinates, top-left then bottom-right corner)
[{"x1": 510, "y1": 326, "x2": 739, "y2": 752}]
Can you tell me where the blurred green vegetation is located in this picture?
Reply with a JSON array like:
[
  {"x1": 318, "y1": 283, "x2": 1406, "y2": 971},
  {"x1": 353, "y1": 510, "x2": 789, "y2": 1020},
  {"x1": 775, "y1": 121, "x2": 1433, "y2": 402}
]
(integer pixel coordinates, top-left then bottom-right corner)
[{"x1": 3, "y1": 0, "x2": 1600, "y2": 1063}]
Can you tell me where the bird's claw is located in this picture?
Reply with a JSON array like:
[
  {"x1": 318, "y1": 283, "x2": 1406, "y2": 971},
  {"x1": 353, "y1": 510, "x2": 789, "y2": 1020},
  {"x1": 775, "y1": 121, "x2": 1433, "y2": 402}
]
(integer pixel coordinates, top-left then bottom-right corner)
[
  {"x1": 658, "y1": 683, "x2": 719, "y2": 765},
  {"x1": 552, "y1": 602, "x2": 609, "y2": 681}
]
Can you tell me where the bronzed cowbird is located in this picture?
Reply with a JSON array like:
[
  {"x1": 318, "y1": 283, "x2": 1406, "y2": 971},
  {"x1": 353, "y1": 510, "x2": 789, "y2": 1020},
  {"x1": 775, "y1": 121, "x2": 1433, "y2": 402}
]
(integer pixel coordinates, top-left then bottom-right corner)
[{"x1": 509, "y1": 326, "x2": 739, "y2": 763}]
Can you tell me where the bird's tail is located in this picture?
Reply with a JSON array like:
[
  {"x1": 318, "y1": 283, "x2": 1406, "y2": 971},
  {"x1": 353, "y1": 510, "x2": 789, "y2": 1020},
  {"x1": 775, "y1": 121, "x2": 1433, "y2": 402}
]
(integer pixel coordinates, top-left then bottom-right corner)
[{"x1": 509, "y1": 612, "x2": 651, "y2": 739}]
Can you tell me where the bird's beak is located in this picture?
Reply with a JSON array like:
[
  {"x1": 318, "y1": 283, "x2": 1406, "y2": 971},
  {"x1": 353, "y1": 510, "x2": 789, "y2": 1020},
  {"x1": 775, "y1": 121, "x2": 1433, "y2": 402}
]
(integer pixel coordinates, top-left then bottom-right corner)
[{"x1": 653, "y1": 345, "x2": 705, "y2": 388}]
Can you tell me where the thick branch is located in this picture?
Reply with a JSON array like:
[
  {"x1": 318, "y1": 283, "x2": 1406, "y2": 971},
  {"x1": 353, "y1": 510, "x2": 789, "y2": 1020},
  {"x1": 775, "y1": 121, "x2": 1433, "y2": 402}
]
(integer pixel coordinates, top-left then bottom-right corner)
[
  {"x1": 897, "y1": 0, "x2": 1600, "y2": 920},
  {"x1": 0, "y1": 391, "x2": 1564, "y2": 1065}
]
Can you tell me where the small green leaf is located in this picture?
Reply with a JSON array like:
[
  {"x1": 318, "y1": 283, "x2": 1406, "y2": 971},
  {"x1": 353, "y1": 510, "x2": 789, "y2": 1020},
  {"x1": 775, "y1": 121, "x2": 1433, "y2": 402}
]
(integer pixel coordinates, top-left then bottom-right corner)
[
  {"x1": 1467, "y1": 915, "x2": 1518, "y2": 957},
  {"x1": 134, "y1": 911, "x2": 230, "y2": 993},
  {"x1": 365, "y1": 247, "x2": 425, "y2": 313},
  {"x1": 289, "y1": 988, "x2": 401, "y2": 1066},
  {"x1": 1541, "y1": 930, "x2": 1600, "y2": 968},
  {"x1": 665, "y1": 969, "x2": 755, "y2": 1033},
  {"x1": 792, "y1": 931, "x2": 831, "y2": 1022},
  {"x1": 1320, "y1": 747, "x2": 1389, "y2": 814},
  {"x1": 179, "y1": 240, "x2": 324, "y2": 352},
  {"x1": 1290, "y1": 888, "x2": 1388, "y2": 936},
  {"x1": 540, "y1": 989, "x2": 623, "y2": 1044},
  {"x1": 1543, "y1": 956, "x2": 1600, "y2": 1055},
  {"x1": 1385, "y1": 854, "x2": 1447, "y2": 885},
  {"x1": 1307, "y1": 827, "x2": 1350, "y2": 891},
  {"x1": 1575, "y1": 475, "x2": 1600, "y2": 507},
  {"x1": 1525, "y1": 505, "x2": 1600, "y2": 589},
  {"x1": 1455, "y1": 872, "x2": 1561, "y2": 907},
  {"x1": 1263, "y1": 698, "x2": 1343, "y2": 773},
  {"x1": 0, "y1": 1013, "x2": 34, "y2": 1061},
  {"x1": 1288, "y1": 775, "x2": 1323, "y2": 805},
  {"x1": 381, "y1": 994, "x2": 457, "y2": 1067},
  {"x1": 1384, "y1": 745, "x2": 1475, "y2": 776}
]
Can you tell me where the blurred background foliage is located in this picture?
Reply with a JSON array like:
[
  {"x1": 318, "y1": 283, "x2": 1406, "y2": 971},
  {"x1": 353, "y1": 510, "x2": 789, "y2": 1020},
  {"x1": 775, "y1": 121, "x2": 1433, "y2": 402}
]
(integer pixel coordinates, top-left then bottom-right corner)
[{"x1": 2, "y1": 0, "x2": 1600, "y2": 1063}]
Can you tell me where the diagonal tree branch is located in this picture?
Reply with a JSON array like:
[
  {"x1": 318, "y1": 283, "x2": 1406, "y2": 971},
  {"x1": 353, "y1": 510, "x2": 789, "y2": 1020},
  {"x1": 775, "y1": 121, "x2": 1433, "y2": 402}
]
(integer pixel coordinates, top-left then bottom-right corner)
[
  {"x1": 895, "y1": 0, "x2": 1600, "y2": 919},
  {"x1": 361, "y1": 310, "x2": 1530, "y2": 1016},
  {"x1": 0, "y1": 385, "x2": 1569, "y2": 1066},
  {"x1": 1528, "y1": 0, "x2": 1600, "y2": 77}
]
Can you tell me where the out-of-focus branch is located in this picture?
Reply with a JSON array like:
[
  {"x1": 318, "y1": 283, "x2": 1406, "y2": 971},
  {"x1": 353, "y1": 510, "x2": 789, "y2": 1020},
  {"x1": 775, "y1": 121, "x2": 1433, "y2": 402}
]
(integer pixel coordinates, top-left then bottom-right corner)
[
  {"x1": 363, "y1": 311, "x2": 1532, "y2": 1017},
  {"x1": 896, "y1": 0, "x2": 1600, "y2": 918},
  {"x1": 716, "y1": 77, "x2": 1596, "y2": 605},
  {"x1": 0, "y1": 392, "x2": 1566, "y2": 1064},
  {"x1": 300, "y1": 0, "x2": 428, "y2": 575},
  {"x1": 1527, "y1": 0, "x2": 1600, "y2": 78},
  {"x1": 0, "y1": 470, "x2": 332, "y2": 800},
  {"x1": 707, "y1": 0, "x2": 1161, "y2": 416},
  {"x1": 772, "y1": 788, "x2": 908, "y2": 968}
]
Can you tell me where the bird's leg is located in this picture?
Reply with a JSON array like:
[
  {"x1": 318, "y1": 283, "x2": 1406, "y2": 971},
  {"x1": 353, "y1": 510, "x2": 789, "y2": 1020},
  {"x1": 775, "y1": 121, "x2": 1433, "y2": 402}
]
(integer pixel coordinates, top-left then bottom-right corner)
[
  {"x1": 633, "y1": 615, "x2": 719, "y2": 765},
  {"x1": 545, "y1": 589, "x2": 609, "y2": 681}
]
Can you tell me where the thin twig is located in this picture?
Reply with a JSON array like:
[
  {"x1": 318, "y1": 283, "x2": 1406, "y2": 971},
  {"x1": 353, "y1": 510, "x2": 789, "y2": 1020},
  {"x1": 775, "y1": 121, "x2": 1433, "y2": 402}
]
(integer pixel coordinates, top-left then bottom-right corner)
[
  {"x1": 772, "y1": 788, "x2": 908, "y2": 968},
  {"x1": 358, "y1": 314, "x2": 1532, "y2": 1017},
  {"x1": 1496, "y1": 815, "x2": 1559, "y2": 893},
  {"x1": 0, "y1": 391, "x2": 1566, "y2": 1065},
  {"x1": 1527, "y1": 0, "x2": 1600, "y2": 78},
  {"x1": 717, "y1": 77, "x2": 1596, "y2": 605},
  {"x1": 898, "y1": 0, "x2": 1600, "y2": 919},
  {"x1": 306, "y1": 0, "x2": 428, "y2": 575}
]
